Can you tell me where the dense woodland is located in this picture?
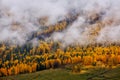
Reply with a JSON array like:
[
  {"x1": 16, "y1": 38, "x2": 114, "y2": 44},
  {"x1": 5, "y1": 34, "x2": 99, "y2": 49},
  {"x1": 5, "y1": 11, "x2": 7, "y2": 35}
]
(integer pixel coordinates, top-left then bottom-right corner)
[
  {"x1": 0, "y1": 41, "x2": 120, "y2": 77},
  {"x1": 0, "y1": 13, "x2": 120, "y2": 77}
]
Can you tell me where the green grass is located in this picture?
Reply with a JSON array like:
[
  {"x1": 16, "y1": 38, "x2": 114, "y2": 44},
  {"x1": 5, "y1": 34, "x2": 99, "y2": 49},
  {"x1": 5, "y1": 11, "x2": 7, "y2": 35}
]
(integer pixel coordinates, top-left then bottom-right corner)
[
  {"x1": 0, "y1": 69, "x2": 88, "y2": 80},
  {"x1": 1, "y1": 66, "x2": 120, "y2": 80}
]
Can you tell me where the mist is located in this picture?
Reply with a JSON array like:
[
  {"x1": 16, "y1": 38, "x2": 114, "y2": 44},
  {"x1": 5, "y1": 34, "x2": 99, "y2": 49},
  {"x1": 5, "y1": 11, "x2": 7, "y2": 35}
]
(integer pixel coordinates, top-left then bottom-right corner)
[
  {"x1": 0, "y1": 0, "x2": 120, "y2": 46},
  {"x1": 0, "y1": 0, "x2": 73, "y2": 45},
  {"x1": 52, "y1": 0, "x2": 120, "y2": 47}
]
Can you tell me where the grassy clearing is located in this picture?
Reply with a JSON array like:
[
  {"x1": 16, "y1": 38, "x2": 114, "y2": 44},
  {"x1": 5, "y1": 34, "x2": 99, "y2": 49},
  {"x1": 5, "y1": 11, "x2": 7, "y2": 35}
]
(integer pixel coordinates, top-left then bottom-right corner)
[{"x1": 1, "y1": 65, "x2": 120, "y2": 80}]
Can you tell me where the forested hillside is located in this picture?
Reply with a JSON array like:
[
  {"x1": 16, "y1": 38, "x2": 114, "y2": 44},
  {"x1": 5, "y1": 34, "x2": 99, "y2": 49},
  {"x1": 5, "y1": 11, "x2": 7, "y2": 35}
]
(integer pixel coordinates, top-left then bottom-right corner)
[{"x1": 0, "y1": 0, "x2": 120, "y2": 79}]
